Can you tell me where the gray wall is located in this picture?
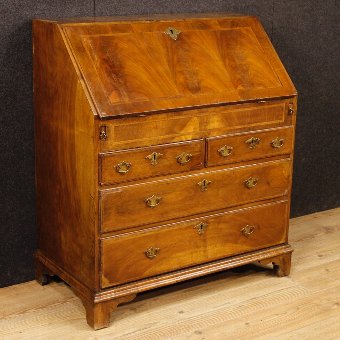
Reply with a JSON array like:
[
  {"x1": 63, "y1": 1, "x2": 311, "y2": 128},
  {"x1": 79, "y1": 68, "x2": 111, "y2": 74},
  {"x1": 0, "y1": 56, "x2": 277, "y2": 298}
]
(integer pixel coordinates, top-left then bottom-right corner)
[{"x1": 0, "y1": 1, "x2": 339, "y2": 287}]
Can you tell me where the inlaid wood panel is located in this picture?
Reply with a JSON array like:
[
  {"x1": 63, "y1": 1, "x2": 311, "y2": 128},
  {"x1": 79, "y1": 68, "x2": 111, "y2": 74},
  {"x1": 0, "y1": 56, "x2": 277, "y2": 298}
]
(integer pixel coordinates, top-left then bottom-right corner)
[
  {"x1": 101, "y1": 200, "x2": 288, "y2": 287},
  {"x1": 99, "y1": 139, "x2": 204, "y2": 185},
  {"x1": 207, "y1": 126, "x2": 294, "y2": 166},
  {"x1": 98, "y1": 100, "x2": 294, "y2": 152},
  {"x1": 100, "y1": 159, "x2": 291, "y2": 233},
  {"x1": 63, "y1": 16, "x2": 296, "y2": 117}
]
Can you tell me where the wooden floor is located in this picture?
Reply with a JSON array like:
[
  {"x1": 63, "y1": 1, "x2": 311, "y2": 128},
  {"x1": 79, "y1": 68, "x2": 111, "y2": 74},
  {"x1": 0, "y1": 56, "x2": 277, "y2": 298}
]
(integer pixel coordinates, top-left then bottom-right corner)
[{"x1": 1, "y1": 208, "x2": 340, "y2": 339}]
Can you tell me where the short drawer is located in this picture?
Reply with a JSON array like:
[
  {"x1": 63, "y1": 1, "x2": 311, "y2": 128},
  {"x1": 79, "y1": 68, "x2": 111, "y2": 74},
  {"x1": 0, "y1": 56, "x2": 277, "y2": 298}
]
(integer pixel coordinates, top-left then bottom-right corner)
[
  {"x1": 101, "y1": 200, "x2": 288, "y2": 287},
  {"x1": 100, "y1": 159, "x2": 291, "y2": 233},
  {"x1": 99, "y1": 139, "x2": 205, "y2": 185},
  {"x1": 207, "y1": 126, "x2": 294, "y2": 167}
]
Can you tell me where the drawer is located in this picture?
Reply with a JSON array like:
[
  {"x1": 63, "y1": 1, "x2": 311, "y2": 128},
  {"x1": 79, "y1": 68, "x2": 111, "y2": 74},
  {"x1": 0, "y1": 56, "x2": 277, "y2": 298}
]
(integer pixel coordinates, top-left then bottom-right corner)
[
  {"x1": 100, "y1": 159, "x2": 291, "y2": 233},
  {"x1": 99, "y1": 139, "x2": 205, "y2": 185},
  {"x1": 98, "y1": 99, "x2": 295, "y2": 152},
  {"x1": 101, "y1": 200, "x2": 288, "y2": 287},
  {"x1": 207, "y1": 126, "x2": 294, "y2": 167}
]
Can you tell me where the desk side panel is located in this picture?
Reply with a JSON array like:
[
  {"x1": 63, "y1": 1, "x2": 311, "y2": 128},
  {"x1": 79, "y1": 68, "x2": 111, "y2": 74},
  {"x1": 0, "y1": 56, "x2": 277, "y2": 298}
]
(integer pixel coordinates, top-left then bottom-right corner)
[{"x1": 33, "y1": 20, "x2": 98, "y2": 290}]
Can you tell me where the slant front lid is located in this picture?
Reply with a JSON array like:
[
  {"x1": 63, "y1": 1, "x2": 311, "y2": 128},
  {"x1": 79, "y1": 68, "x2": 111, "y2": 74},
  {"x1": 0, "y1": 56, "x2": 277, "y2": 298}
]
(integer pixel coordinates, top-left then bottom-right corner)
[{"x1": 63, "y1": 15, "x2": 296, "y2": 118}]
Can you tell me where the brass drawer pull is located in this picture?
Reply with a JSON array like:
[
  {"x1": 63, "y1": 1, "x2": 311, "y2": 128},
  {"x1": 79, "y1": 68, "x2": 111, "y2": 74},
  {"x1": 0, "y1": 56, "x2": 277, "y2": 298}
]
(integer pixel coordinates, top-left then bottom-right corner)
[
  {"x1": 164, "y1": 27, "x2": 181, "y2": 40},
  {"x1": 145, "y1": 195, "x2": 162, "y2": 208},
  {"x1": 115, "y1": 161, "x2": 131, "y2": 174},
  {"x1": 245, "y1": 137, "x2": 261, "y2": 149},
  {"x1": 218, "y1": 145, "x2": 233, "y2": 157},
  {"x1": 146, "y1": 151, "x2": 163, "y2": 165},
  {"x1": 177, "y1": 152, "x2": 192, "y2": 165},
  {"x1": 271, "y1": 137, "x2": 284, "y2": 148},
  {"x1": 198, "y1": 179, "x2": 212, "y2": 192},
  {"x1": 241, "y1": 225, "x2": 256, "y2": 237},
  {"x1": 195, "y1": 221, "x2": 208, "y2": 235},
  {"x1": 244, "y1": 177, "x2": 258, "y2": 189},
  {"x1": 145, "y1": 247, "x2": 160, "y2": 259}
]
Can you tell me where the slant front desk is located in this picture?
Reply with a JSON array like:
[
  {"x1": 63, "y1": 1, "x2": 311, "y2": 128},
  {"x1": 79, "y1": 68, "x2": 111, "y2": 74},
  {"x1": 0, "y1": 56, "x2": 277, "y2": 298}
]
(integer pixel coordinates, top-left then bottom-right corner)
[{"x1": 33, "y1": 14, "x2": 297, "y2": 329}]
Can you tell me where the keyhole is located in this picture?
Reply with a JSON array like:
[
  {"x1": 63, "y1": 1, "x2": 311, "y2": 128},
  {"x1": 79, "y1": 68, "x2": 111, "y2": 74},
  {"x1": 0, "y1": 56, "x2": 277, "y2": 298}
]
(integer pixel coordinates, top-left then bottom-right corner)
[{"x1": 169, "y1": 29, "x2": 174, "y2": 34}]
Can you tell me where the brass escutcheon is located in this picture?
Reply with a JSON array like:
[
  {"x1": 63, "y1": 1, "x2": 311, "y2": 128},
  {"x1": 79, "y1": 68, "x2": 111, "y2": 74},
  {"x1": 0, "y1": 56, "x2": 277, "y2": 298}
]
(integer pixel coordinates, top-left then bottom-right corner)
[
  {"x1": 115, "y1": 161, "x2": 131, "y2": 174},
  {"x1": 145, "y1": 247, "x2": 160, "y2": 259},
  {"x1": 244, "y1": 177, "x2": 258, "y2": 189},
  {"x1": 198, "y1": 179, "x2": 212, "y2": 192},
  {"x1": 288, "y1": 103, "x2": 294, "y2": 115},
  {"x1": 177, "y1": 152, "x2": 192, "y2": 165},
  {"x1": 145, "y1": 195, "x2": 162, "y2": 208},
  {"x1": 241, "y1": 225, "x2": 256, "y2": 237},
  {"x1": 245, "y1": 137, "x2": 261, "y2": 149},
  {"x1": 146, "y1": 151, "x2": 163, "y2": 165},
  {"x1": 99, "y1": 126, "x2": 107, "y2": 140},
  {"x1": 271, "y1": 137, "x2": 284, "y2": 148},
  {"x1": 164, "y1": 27, "x2": 181, "y2": 40},
  {"x1": 218, "y1": 145, "x2": 233, "y2": 157},
  {"x1": 195, "y1": 221, "x2": 208, "y2": 235}
]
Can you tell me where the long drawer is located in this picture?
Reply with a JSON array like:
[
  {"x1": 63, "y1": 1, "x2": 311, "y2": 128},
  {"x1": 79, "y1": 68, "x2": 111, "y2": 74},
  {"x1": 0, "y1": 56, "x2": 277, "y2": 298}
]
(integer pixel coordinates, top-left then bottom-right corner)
[
  {"x1": 100, "y1": 159, "x2": 291, "y2": 233},
  {"x1": 101, "y1": 200, "x2": 288, "y2": 287},
  {"x1": 98, "y1": 100, "x2": 294, "y2": 152}
]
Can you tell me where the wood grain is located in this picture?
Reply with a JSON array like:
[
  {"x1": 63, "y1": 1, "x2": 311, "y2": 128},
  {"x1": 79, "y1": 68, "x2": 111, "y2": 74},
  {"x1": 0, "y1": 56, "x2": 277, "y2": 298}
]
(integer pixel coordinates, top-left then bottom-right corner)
[
  {"x1": 207, "y1": 126, "x2": 294, "y2": 166},
  {"x1": 0, "y1": 207, "x2": 338, "y2": 338},
  {"x1": 100, "y1": 139, "x2": 205, "y2": 185},
  {"x1": 101, "y1": 201, "x2": 288, "y2": 287},
  {"x1": 33, "y1": 21, "x2": 98, "y2": 290},
  {"x1": 98, "y1": 99, "x2": 293, "y2": 152},
  {"x1": 63, "y1": 16, "x2": 296, "y2": 117},
  {"x1": 33, "y1": 14, "x2": 297, "y2": 329},
  {"x1": 100, "y1": 159, "x2": 291, "y2": 232}
]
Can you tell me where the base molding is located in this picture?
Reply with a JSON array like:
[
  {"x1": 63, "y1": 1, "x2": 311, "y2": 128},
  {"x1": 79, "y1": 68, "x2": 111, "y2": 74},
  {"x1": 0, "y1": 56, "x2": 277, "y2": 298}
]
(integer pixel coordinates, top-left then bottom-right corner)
[{"x1": 35, "y1": 244, "x2": 293, "y2": 329}]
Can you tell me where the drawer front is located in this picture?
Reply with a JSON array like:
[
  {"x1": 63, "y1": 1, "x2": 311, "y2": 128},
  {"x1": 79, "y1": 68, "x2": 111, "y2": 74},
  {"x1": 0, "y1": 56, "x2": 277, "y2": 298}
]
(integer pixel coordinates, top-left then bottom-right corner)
[
  {"x1": 98, "y1": 99, "x2": 295, "y2": 152},
  {"x1": 100, "y1": 159, "x2": 291, "y2": 233},
  {"x1": 207, "y1": 126, "x2": 294, "y2": 167},
  {"x1": 101, "y1": 201, "x2": 288, "y2": 287},
  {"x1": 100, "y1": 139, "x2": 204, "y2": 185}
]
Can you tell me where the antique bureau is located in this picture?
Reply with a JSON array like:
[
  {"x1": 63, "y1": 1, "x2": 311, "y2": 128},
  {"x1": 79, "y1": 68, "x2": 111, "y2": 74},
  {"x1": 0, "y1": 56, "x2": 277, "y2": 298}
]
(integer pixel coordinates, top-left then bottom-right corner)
[{"x1": 33, "y1": 14, "x2": 297, "y2": 329}]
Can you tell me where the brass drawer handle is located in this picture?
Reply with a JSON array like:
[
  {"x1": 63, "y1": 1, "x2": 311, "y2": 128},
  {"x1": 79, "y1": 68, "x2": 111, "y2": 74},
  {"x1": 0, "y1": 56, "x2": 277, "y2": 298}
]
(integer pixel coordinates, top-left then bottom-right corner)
[
  {"x1": 177, "y1": 152, "x2": 192, "y2": 165},
  {"x1": 241, "y1": 225, "x2": 256, "y2": 237},
  {"x1": 164, "y1": 27, "x2": 181, "y2": 40},
  {"x1": 146, "y1": 152, "x2": 163, "y2": 165},
  {"x1": 145, "y1": 195, "x2": 162, "y2": 208},
  {"x1": 244, "y1": 177, "x2": 258, "y2": 189},
  {"x1": 245, "y1": 137, "x2": 261, "y2": 149},
  {"x1": 115, "y1": 161, "x2": 131, "y2": 174},
  {"x1": 198, "y1": 179, "x2": 212, "y2": 192},
  {"x1": 145, "y1": 247, "x2": 160, "y2": 259},
  {"x1": 195, "y1": 221, "x2": 208, "y2": 235},
  {"x1": 271, "y1": 137, "x2": 284, "y2": 148},
  {"x1": 218, "y1": 145, "x2": 233, "y2": 157}
]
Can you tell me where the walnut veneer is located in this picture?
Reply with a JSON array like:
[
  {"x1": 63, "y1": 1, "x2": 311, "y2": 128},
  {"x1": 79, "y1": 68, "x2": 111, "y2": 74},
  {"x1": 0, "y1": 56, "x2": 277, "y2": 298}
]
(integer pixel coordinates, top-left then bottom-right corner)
[{"x1": 33, "y1": 13, "x2": 297, "y2": 330}]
